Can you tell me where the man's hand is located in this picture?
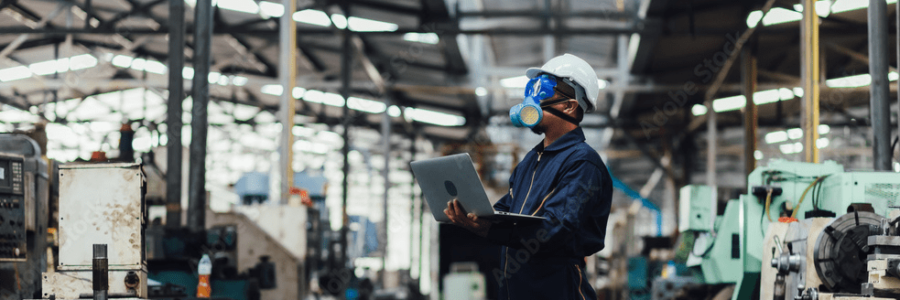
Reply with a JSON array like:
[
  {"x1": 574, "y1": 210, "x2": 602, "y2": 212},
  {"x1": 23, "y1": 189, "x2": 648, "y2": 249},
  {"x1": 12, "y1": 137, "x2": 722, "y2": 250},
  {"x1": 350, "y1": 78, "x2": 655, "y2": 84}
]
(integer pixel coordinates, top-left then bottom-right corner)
[{"x1": 444, "y1": 199, "x2": 492, "y2": 237}]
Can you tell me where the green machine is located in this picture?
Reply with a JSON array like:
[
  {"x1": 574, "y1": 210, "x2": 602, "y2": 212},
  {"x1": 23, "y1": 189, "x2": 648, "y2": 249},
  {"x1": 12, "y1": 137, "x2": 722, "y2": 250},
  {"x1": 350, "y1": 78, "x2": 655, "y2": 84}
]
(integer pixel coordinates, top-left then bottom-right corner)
[{"x1": 680, "y1": 159, "x2": 900, "y2": 300}]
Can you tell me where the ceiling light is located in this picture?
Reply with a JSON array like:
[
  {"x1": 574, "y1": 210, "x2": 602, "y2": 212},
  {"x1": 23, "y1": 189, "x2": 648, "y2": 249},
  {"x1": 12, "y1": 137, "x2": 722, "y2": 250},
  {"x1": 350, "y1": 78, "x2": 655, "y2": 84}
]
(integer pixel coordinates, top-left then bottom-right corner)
[
  {"x1": 330, "y1": 14, "x2": 348, "y2": 29},
  {"x1": 793, "y1": 87, "x2": 804, "y2": 98},
  {"x1": 691, "y1": 104, "x2": 708, "y2": 116},
  {"x1": 388, "y1": 105, "x2": 401, "y2": 117},
  {"x1": 292, "y1": 87, "x2": 306, "y2": 99},
  {"x1": 208, "y1": 72, "x2": 221, "y2": 84},
  {"x1": 818, "y1": 124, "x2": 830, "y2": 134},
  {"x1": 746, "y1": 10, "x2": 764, "y2": 28},
  {"x1": 143, "y1": 60, "x2": 167, "y2": 74},
  {"x1": 293, "y1": 9, "x2": 333, "y2": 27},
  {"x1": 761, "y1": 7, "x2": 802, "y2": 26},
  {"x1": 69, "y1": 54, "x2": 98, "y2": 70},
  {"x1": 711, "y1": 95, "x2": 745, "y2": 112},
  {"x1": 404, "y1": 107, "x2": 465, "y2": 126},
  {"x1": 348, "y1": 97, "x2": 386, "y2": 114},
  {"x1": 0, "y1": 66, "x2": 32, "y2": 82},
  {"x1": 765, "y1": 131, "x2": 788, "y2": 144},
  {"x1": 815, "y1": 0, "x2": 832, "y2": 17},
  {"x1": 215, "y1": 0, "x2": 260, "y2": 14},
  {"x1": 500, "y1": 75, "x2": 529, "y2": 88},
  {"x1": 30, "y1": 58, "x2": 69, "y2": 75},
  {"x1": 292, "y1": 125, "x2": 315, "y2": 137},
  {"x1": 779, "y1": 142, "x2": 803, "y2": 154},
  {"x1": 259, "y1": 1, "x2": 284, "y2": 18},
  {"x1": 816, "y1": 137, "x2": 829, "y2": 149},
  {"x1": 182, "y1": 67, "x2": 194, "y2": 79},
  {"x1": 792, "y1": 2, "x2": 830, "y2": 17},
  {"x1": 348, "y1": 16, "x2": 398, "y2": 32},
  {"x1": 112, "y1": 55, "x2": 133, "y2": 68},
  {"x1": 826, "y1": 74, "x2": 871, "y2": 88},
  {"x1": 754, "y1": 150, "x2": 763, "y2": 160},
  {"x1": 831, "y1": 0, "x2": 871, "y2": 14},
  {"x1": 787, "y1": 128, "x2": 803, "y2": 140},
  {"x1": 232, "y1": 76, "x2": 248, "y2": 86},
  {"x1": 475, "y1": 87, "x2": 488, "y2": 96},
  {"x1": 403, "y1": 33, "x2": 440, "y2": 44},
  {"x1": 598, "y1": 79, "x2": 609, "y2": 89},
  {"x1": 261, "y1": 84, "x2": 283, "y2": 96}
]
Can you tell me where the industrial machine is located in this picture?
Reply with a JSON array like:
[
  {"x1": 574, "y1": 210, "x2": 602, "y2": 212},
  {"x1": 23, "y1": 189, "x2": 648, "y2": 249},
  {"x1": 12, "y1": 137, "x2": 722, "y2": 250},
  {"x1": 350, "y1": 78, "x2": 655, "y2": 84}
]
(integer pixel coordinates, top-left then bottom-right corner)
[
  {"x1": 0, "y1": 135, "x2": 49, "y2": 300},
  {"x1": 679, "y1": 159, "x2": 900, "y2": 300},
  {"x1": 41, "y1": 163, "x2": 148, "y2": 299}
]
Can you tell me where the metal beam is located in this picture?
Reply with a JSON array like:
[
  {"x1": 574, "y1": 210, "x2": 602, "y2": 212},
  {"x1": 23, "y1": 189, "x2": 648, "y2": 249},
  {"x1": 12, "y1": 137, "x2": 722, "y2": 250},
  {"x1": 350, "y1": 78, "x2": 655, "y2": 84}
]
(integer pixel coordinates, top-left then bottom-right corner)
[
  {"x1": 620, "y1": 130, "x2": 677, "y2": 181},
  {"x1": 800, "y1": 0, "x2": 820, "y2": 163},
  {"x1": 0, "y1": 26, "x2": 644, "y2": 35},
  {"x1": 188, "y1": 0, "x2": 212, "y2": 232},
  {"x1": 279, "y1": 0, "x2": 296, "y2": 204},
  {"x1": 869, "y1": 0, "x2": 892, "y2": 171},
  {"x1": 758, "y1": 69, "x2": 799, "y2": 83},
  {"x1": 742, "y1": 47, "x2": 758, "y2": 177},
  {"x1": 457, "y1": 9, "x2": 634, "y2": 19},
  {"x1": 0, "y1": 3, "x2": 67, "y2": 62},
  {"x1": 689, "y1": 0, "x2": 776, "y2": 136},
  {"x1": 339, "y1": 0, "x2": 352, "y2": 292},
  {"x1": 166, "y1": 0, "x2": 185, "y2": 228},
  {"x1": 483, "y1": 67, "x2": 621, "y2": 78},
  {"x1": 827, "y1": 42, "x2": 898, "y2": 73}
]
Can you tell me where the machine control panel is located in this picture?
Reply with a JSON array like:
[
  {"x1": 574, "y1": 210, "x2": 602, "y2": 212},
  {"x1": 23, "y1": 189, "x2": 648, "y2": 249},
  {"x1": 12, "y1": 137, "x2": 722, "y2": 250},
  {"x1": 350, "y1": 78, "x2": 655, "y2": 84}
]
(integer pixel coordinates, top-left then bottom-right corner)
[{"x1": 0, "y1": 154, "x2": 26, "y2": 260}]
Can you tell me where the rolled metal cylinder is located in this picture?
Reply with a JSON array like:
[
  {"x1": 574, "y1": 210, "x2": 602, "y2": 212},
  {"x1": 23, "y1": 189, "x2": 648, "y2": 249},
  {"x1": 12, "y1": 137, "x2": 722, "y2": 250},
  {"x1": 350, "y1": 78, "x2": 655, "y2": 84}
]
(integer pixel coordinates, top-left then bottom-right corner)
[{"x1": 93, "y1": 244, "x2": 108, "y2": 300}]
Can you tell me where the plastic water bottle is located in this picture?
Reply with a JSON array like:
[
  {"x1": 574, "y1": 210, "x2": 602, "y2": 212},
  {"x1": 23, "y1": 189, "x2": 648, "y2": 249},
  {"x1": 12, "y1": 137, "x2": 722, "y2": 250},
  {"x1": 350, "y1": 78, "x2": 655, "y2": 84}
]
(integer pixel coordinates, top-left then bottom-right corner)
[{"x1": 197, "y1": 254, "x2": 212, "y2": 298}]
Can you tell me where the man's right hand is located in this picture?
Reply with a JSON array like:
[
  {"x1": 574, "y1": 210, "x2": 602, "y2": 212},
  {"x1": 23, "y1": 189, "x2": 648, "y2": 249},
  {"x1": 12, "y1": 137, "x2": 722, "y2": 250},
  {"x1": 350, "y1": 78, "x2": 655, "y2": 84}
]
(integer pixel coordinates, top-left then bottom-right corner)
[{"x1": 444, "y1": 199, "x2": 492, "y2": 237}]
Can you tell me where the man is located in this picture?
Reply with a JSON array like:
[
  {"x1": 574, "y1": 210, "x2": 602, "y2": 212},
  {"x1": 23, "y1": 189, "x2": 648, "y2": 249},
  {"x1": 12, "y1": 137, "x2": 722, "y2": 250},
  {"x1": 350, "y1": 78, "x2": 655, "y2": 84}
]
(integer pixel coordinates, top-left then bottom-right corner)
[{"x1": 444, "y1": 54, "x2": 612, "y2": 300}]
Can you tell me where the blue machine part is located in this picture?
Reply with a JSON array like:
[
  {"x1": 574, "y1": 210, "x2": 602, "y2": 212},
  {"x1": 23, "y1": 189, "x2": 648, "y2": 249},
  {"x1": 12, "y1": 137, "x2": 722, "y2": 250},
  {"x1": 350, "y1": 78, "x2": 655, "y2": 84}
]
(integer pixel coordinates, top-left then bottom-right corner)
[
  {"x1": 627, "y1": 257, "x2": 651, "y2": 300},
  {"x1": 234, "y1": 172, "x2": 269, "y2": 199},
  {"x1": 294, "y1": 169, "x2": 328, "y2": 198},
  {"x1": 234, "y1": 169, "x2": 329, "y2": 204},
  {"x1": 348, "y1": 216, "x2": 379, "y2": 257},
  {"x1": 608, "y1": 168, "x2": 662, "y2": 236}
]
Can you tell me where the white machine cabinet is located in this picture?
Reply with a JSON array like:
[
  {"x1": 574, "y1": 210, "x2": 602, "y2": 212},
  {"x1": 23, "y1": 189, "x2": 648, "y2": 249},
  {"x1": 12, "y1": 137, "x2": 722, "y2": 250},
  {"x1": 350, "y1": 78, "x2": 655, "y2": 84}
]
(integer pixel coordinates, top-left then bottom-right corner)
[{"x1": 43, "y1": 163, "x2": 147, "y2": 299}]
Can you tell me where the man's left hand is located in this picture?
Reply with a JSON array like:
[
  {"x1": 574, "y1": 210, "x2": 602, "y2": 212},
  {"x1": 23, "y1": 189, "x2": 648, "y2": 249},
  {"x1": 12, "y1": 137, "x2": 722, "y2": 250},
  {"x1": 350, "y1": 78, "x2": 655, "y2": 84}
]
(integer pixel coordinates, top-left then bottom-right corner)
[{"x1": 444, "y1": 199, "x2": 492, "y2": 237}]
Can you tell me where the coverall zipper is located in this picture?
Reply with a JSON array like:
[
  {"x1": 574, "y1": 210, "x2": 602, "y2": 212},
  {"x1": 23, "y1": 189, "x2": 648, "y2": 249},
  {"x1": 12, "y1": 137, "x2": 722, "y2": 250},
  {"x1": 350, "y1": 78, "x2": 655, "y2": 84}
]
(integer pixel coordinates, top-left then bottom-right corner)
[{"x1": 516, "y1": 152, "x2": 542, "y2": 214}]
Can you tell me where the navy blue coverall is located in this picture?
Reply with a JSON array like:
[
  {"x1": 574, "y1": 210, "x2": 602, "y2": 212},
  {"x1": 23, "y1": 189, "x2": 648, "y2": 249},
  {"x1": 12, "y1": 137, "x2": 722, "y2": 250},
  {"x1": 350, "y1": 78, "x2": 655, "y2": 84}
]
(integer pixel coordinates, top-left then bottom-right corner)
[{"x1": 485, "y1": 127, "x2": 612, "y2": 300}]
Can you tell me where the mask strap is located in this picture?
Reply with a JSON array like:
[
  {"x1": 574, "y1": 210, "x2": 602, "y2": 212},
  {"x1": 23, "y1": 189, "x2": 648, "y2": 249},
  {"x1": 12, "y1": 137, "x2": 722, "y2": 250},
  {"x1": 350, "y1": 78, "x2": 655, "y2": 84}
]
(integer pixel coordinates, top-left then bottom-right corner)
[{"x1": 543, "y1": 106, "x2": 580, "y2": 125}]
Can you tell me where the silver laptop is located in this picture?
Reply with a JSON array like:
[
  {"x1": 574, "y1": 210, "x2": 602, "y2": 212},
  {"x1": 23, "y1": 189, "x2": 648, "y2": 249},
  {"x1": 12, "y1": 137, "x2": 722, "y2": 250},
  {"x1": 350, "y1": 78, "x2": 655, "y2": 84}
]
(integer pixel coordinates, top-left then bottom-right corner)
[{"x1": 410, "y1": 153, "x2": 546, "y2": 223}]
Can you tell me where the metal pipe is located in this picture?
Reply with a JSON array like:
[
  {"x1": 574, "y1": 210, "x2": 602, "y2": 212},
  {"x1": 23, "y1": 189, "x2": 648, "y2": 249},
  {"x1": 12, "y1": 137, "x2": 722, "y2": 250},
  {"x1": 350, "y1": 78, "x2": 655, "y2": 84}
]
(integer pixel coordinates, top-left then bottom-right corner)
[
  {"x1": 166, "y1": 0, "x2": 185, "y2": 228},
  {"x1": 409, "y1": 133, "x2": 416, "y2": 274},
  {"x1": 339, "y1": 1, "x2": 352, "y2": 293},
  {"x1": 279, "y1": 0, "x2": 297, "y2": 203},
  {"x1": 706, "y1": 99, "x2": 717, "y2": 235},
  {"x1": 800, "y1": 0, "x2": 820, "y2": 163},
  {"x1": 188, "y1": 0, "x2": 212, "y2": 231},
  {"x1": 742, "y1": 47, "x2": 758, "y2": 177},
  {"x1": 870, "y1": 0, "x2": 892, "y2": 171},
  {"x1": 92, "y1": 244, "x2": 108, "y2": 300},
  {"x1": 381, "y1": 96, "x2": 391, "y2": 277}
]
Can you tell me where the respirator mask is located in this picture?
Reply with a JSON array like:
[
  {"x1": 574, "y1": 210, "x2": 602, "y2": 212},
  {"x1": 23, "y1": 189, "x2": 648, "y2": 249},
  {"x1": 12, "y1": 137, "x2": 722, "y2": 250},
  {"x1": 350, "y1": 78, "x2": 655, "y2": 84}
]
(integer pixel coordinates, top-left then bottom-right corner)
[{"x1": 509, "y1": 74, "x2": 581, "y2": 128}]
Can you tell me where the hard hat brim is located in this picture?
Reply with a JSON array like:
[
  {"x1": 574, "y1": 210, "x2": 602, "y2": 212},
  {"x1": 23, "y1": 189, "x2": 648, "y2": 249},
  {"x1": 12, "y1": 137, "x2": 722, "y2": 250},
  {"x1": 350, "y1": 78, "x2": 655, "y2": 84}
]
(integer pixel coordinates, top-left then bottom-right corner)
[{"x1": 525, "y1": 68, "x2": 554, "y2": 79}]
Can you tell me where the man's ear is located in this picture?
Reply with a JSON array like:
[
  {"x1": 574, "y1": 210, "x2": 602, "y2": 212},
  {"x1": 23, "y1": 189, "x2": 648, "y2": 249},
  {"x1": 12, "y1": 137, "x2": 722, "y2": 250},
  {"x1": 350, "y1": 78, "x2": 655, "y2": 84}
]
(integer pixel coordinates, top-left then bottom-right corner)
[{"x1": 565, "y1": 100, "x2": 579, "y2": 113}]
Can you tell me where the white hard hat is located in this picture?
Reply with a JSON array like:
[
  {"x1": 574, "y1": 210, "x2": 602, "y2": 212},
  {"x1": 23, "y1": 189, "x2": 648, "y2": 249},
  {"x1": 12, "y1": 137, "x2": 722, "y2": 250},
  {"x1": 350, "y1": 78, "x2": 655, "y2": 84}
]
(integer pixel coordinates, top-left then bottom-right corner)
[{"x1": 526, "y1": 53, "x2": 599, "y2": 113}]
